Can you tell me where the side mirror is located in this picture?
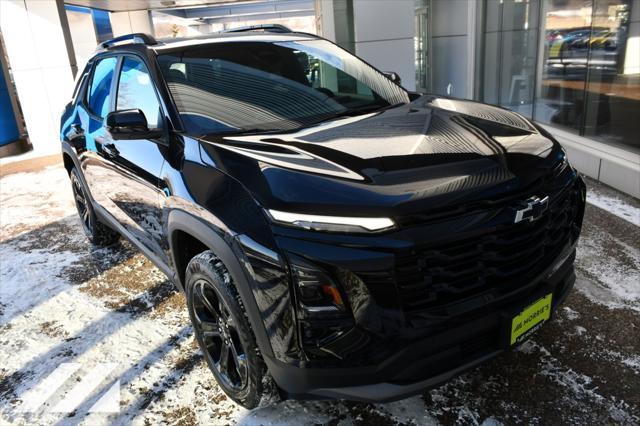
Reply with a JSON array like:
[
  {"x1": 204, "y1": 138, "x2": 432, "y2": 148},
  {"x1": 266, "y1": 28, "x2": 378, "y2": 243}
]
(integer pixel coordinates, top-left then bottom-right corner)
[
  {"x1": 105, "y1": 109, "x2": 163, "y2": 140},
  {"x1": 383, "y1": 71, "x2": 402, "y2": 85}
]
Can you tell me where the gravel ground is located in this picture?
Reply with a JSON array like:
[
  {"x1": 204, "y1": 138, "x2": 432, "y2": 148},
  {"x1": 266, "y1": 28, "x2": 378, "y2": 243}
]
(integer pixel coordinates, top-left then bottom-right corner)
[{"x1": 0, "y1": 164, "x2": 639, "y2": 425}]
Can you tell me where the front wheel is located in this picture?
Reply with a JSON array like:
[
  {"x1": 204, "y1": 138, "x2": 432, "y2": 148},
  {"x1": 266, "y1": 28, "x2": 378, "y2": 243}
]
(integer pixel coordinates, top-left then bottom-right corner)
[{"x1": 185, "y1": 251, "x2": 277, "y2": 408}]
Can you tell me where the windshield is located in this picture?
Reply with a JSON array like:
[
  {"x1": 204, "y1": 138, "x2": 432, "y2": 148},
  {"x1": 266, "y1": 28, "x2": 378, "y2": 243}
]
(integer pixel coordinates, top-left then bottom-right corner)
[{"x1": 157, "y1": 39, "x2": 409, "y2": 135}]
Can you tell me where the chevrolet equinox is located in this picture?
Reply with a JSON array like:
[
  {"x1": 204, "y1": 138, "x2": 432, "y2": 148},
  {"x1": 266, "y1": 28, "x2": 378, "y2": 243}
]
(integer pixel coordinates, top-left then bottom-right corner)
[{"x1": 60, "y1": 26, "x2": 586, "y2": 408}]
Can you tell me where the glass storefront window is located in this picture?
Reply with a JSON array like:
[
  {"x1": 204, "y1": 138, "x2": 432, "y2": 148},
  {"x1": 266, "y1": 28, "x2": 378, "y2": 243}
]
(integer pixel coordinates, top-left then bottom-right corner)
[
  {"x1": 583, "y1": 0, "x2": 639, "y2": 149},
  {"x1": 535, "y1": 0, "x2": 639, "y2": 150},
  {"x1": 478, "y1": 0, "x2": 638, "y2": 150},
  {"x1": 536, "y1": 0, "x2": 597, "y2": 133}
]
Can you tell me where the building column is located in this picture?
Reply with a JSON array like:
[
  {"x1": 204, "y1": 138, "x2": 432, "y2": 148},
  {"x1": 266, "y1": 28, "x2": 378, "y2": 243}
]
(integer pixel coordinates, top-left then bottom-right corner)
[
  {"x1": 351, "y1": 0, "x2": 415, "y2": 90},
  {"x1": 0, "y1": 0, "x2": 76, "y2": 157},
  {"x1": 110, "y1": 10, "x2": 155, "y2": 37},
  {"x1": 315, "y1": 0, "x2": 336, "y2": 42},
  {"x1": 429, "y1": 0, "x2": 476, "y2": 99},
  {"x1": 316, "y1": 0, "x2": 414, "y2": 89}
]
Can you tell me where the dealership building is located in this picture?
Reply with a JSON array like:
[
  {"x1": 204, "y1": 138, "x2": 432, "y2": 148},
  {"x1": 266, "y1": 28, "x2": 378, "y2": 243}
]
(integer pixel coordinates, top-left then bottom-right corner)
[{"x1": 1, "y1": 0, "x2": 638, "y2": 197}]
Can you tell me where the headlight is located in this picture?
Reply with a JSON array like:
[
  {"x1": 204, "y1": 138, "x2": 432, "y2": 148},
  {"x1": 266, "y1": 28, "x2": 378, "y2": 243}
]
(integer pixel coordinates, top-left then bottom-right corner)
[
  {"x1": 267, "y1": 209, "x2": 395, "y2": 233},
  {"x1": 289, "y1": 255, "x2": 346, "y2": 314}
]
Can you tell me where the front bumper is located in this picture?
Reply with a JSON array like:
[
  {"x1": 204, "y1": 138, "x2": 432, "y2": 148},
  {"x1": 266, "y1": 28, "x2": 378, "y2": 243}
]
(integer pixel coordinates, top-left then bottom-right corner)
[
  {"x1": 239, "y1": 173, "x2": 585, "y2": 401},
  {"x1": 263, "y1": 249, "x2": 576, "y2": 402}
]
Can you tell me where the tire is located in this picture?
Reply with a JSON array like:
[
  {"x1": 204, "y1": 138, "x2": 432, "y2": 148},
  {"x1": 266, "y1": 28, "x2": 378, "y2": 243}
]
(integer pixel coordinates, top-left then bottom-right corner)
[
  {"x1": 69, "y1": 167, "x2": 120, "y2": 247},
  {"x1": 185, "y1": 251, "x2": 276, "y2": 408}
]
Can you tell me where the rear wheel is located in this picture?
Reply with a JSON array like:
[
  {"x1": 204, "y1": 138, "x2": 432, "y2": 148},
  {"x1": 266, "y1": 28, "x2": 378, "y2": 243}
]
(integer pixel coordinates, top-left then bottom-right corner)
[
  {"x1": 70, "y1": 167, "x2": 119, "y2": 246},
  {"x1": 185, "y1": 251, "x2": 276, "y2": 408}
]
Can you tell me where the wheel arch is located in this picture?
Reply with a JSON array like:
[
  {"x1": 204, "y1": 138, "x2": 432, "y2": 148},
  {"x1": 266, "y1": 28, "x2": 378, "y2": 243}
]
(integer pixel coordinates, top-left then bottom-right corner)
[
  {"x1": 167, "y1": 209, "x2": 275, "y2": 359},
  {"x1": 60, "y1": 143, "x2": 97, "y2": 206},
  {"x1": 62, "y1": 151, "x2": 74, "y2": 175},
  {"x1": 61, "y1": 142, "x2": 80, "y2": 171}
]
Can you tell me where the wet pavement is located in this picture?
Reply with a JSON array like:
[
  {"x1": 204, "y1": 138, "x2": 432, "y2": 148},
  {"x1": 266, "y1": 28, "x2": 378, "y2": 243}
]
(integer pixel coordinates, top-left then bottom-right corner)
[{"x1": 0, "y1": 164, "x2": 638, "y2": 425}]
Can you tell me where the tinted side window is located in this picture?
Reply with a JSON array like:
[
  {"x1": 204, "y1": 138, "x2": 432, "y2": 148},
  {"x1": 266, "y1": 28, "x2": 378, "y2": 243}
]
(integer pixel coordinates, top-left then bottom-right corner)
[
  {"x1": 116, "y1": 57, "x2": 161, "y2": 129},
  {"x1": 87, "y1": 57, "x2": 117, "y2": 118}
]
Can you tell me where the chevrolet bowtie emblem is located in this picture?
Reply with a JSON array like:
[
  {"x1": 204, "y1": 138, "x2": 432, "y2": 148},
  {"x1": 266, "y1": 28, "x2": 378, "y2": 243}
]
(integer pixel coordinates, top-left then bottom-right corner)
[{"x1": 513, "y1": 196, "x2": 549, "y2": 223}]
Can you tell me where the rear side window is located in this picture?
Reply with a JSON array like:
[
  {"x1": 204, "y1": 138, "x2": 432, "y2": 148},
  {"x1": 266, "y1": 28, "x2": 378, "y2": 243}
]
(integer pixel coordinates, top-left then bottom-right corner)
[
  {"x1": 87, "y1": 57, "x2": 117, "y2": 118},
  {"x1": 116, "y1": 57, "x2": 161, "y2": 129}
]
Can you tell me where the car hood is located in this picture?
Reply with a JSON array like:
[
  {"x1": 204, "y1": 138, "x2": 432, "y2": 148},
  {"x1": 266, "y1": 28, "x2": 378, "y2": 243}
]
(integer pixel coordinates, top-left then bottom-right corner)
[{"x1": 198, "y1": 95, "x2": 562, "y2": 216}]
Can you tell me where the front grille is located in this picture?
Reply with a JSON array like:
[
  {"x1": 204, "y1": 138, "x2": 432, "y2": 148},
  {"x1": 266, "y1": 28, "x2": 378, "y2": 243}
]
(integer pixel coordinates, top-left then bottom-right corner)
[{"x1": 389, "y1": 181, "x2": 583, "y2": 320}]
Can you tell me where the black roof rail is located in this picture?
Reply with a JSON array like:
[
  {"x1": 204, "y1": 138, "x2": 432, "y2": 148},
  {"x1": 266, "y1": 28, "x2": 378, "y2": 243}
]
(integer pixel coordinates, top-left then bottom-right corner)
[
  {"x1": 222, "y1": 24, "x2": 292, "y2": 34},
  {"x1": 99, "y1": 33, "x2": 158, "y2": 50}
]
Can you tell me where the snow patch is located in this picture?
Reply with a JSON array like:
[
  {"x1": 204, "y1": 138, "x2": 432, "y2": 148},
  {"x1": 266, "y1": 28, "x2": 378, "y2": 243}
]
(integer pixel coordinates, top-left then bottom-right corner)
[
  {"x1": 562, "y1": 306, "x2": 580, "y2": 321},
  {"x1": 528, "y1": 341, "x2": 638, "y2": 423},
  {"x1": 576, "y1": 229, "x2": 640, "y2": 312},
  {"x1": 587, "y1": 190, "x2": 640, "y2": 227},
  {"x1": 374, "y1": 395, "x2": 438, "y2": 425},
  {"x1": 601, "y1": 350, "x2": 640, "y2": 375},
  {"x1": 0, "y1": 167, "x2": 76, "y2": 242}
]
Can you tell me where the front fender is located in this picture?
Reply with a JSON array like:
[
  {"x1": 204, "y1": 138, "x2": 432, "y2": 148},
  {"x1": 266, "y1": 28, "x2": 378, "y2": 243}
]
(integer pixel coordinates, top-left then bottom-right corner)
[{"x1": 166, "y1": 209, "x2": 276, "y2": 360}]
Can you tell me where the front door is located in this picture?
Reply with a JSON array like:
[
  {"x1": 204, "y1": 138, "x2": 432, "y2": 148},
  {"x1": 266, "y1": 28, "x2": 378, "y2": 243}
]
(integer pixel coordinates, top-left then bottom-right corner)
[
  {"x1": 81, "y1": 54, "x2": 167, "y2": 259},
  {"x1": 102, "y1": 55, "x2": 167, "y2": 257}
]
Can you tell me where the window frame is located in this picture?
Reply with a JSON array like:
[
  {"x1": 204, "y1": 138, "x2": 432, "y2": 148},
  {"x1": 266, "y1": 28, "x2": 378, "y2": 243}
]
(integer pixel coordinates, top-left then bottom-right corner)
[
  {"x1": 114, "y1": 54, "x2": 165, "y2": 130},
  {"x1": 83, "y1": 53, "x2": 119, "y2": 120},
  {"x1": 71, "y1": 62, "x2": 92, "y2": 105}
]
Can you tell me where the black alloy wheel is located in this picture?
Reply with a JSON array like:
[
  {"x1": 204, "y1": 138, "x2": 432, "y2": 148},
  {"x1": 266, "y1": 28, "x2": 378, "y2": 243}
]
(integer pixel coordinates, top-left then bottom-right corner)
[
  {"x1": 192, "y1": 278, "x2": 248, "y2": 391},
  {"x1": 185, "y1": 251, "x2": 275, "y2": 408}
]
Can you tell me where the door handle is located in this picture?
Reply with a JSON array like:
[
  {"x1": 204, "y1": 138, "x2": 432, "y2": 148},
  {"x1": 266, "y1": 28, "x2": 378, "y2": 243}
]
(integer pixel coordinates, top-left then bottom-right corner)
[
  {"x1": 102, "y1": 143, "x2": 120, "y2": 158},
  {"x1": 68, "y1": 124, "x2": 86, "y2": 149}
]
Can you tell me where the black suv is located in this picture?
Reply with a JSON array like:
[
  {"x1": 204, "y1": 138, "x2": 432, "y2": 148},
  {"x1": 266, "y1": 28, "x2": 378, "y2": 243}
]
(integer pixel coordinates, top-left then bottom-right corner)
[{"x1": 60, "y1": 27, "x2": 585, "y2": 408}]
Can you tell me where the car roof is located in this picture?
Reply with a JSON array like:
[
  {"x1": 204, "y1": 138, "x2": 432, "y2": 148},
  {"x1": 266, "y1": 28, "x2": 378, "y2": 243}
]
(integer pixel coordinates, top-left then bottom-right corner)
[
  {"x1": 152, "y1": 31, "x2": 319, "y2": 53},
  {"x1": 97, "y1": 29, "x2": 320, "y2": 58}
]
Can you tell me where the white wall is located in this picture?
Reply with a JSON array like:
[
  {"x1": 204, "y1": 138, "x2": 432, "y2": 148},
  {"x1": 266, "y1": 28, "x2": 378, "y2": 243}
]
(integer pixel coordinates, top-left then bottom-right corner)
[
  {"x1": 110, "y1": 10, "x2": 154, "y2": 37},
  {"x1": 0, "y1": 0, "x2": 75, "y2": 156},
  {"x1": 352, "y1": 0, "x2": 415, "y2": 90}
]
